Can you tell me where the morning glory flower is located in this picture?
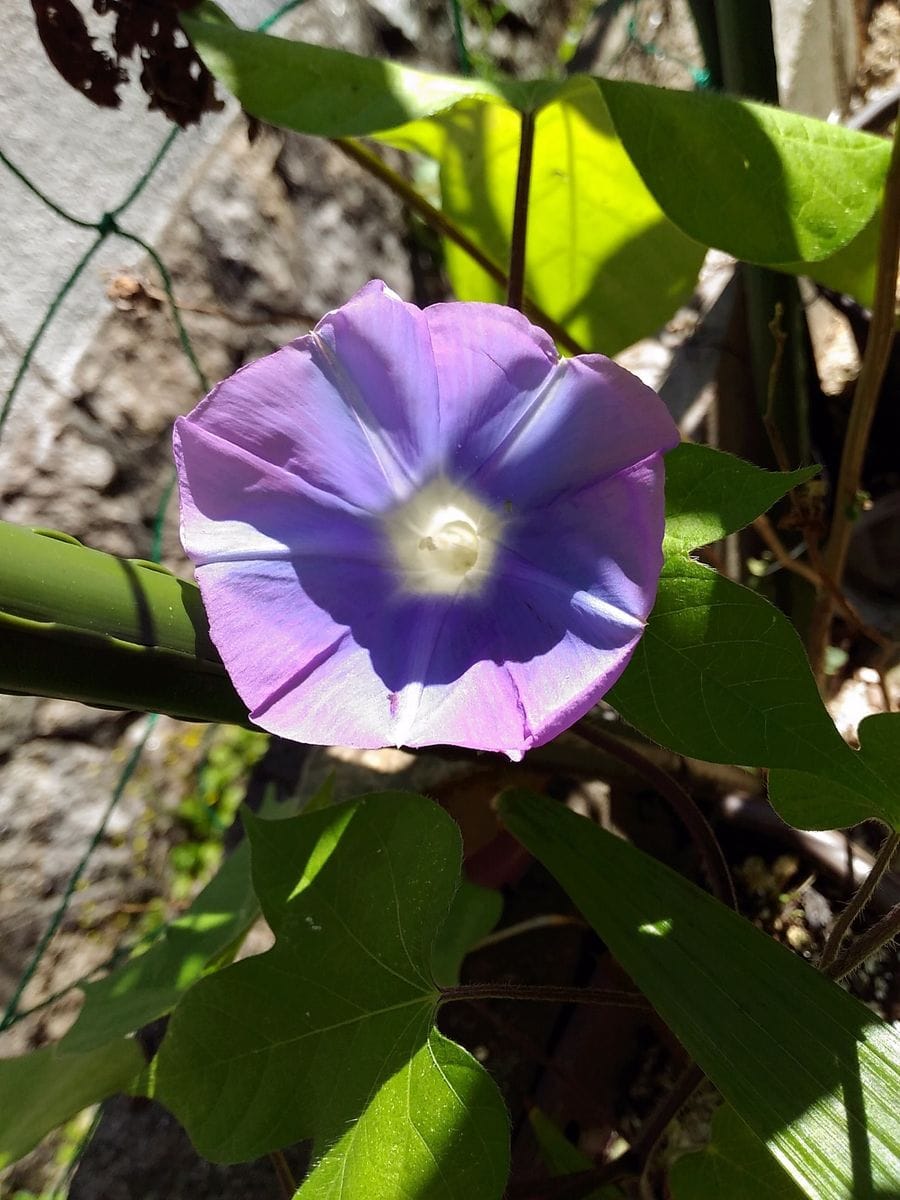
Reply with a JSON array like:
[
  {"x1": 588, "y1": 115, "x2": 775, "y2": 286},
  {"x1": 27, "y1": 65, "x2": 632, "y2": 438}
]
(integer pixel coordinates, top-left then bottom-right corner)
[{"x1": 174, "y1": 281, "x2": 678, "y2": 759}]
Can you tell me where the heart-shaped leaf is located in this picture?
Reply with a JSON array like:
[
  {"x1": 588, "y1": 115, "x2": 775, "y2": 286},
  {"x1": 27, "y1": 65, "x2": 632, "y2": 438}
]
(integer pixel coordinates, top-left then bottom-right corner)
[
  {"x1": 597, "y1": 80, "x2": 890, "y2": 265},
  {"x1": 156, "y1": 793, "x2": 509, "y2": 1197}
]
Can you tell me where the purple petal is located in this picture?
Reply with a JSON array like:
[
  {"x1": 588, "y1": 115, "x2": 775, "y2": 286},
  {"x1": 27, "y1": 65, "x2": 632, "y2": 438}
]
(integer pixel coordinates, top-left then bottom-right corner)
[
  {"x1": 180, "y1": 282, "x2": 439, "y2": 514},
  {"x1": 194, "y1": 555, "x2": 531, "y2": 753},
  {"x1": 424, "y1": 301, "x2": 558, "y2": 480},
  {"x1": 425, "y1": 299, "x2": 676, "y2": 505},
  {"x1": 313, "y1": 280, "x2": 441, "y2": 487},
  {"x1": 174, "y1": 418, "x2": 379, "y2": 565},
  {"x1": 194, "y1": 558, "x2": 392, "y2": 744},
  {"x1": 500, "y1": 456, "x2": 668, "y2": 625},
  {"x1": 469, "y1": 354, "x2": 679, "y2": 507}
]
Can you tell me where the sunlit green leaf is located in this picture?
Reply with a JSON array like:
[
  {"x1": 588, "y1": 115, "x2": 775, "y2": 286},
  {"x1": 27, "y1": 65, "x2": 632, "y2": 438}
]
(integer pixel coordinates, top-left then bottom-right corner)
[
  {"x1": 499, "y1": 790, "x2": 900, "y2": 1200},
  {"x1": 156, "y1": 794, "x2": 509, "y2": 1196},
  {"x1": 597, "y1": 80, "x2": 890, "y2": 265},
  {"x1": 388, "y1": 79, "x2": 704, "y2": 354},
  {"x1": 0, "y1": 1039, "x2": 144, "y2": 1167}
]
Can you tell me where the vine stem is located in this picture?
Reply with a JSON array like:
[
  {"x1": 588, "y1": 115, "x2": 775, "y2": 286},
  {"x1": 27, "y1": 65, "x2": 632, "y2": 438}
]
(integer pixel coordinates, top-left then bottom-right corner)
[
  {"x1": 572, "y1": 715, "x2": 738, "y2": 911},
  {"x1": 830, "y1": 899, "x2": 900, "y2": 980},
  {"x1": 819, "y1": 828, "x2": 900, "y2": 974},
  {"x1": 331, "y1": 135, "x2": 584, "y2": 355},
  {"x1": 439, "y1": 982, "x2": 649, "y2": 1010},
  {"x1": 753, "y1": 514, "x2": 897, "y2": 655},
  {"x1": 506, "y1": 109, "x2": 536, "y2": 311},
  {"x1": 807, "y1": 118, "x2": 900, "y2": 682},
  {"x1": 269, "y1": 1149, "x2": 297, "y2": 1200}
]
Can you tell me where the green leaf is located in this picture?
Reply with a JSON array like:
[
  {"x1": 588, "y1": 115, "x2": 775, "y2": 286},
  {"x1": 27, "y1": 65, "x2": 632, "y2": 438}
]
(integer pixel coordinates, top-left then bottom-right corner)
[
  {"x1": 609, "y1": 554, "x2": 848, "y2": 788},
  {"x1": 499, "y1": 790, "x2": 900, "y2": 1200},
  {"x1": 0, "y1": 521, "x2": 247, "y2": 725},
  {"x1": 670, "y1": 1104, "x2": 807, "y2": 1200},
  {"x1": 770, "y1": 712, "x2": 900, "y2": 832},
  {"x1": 611, "y1": 447, "x2": 898, "y2": 829},
  {"x1": 60, "y1": 841, "x2": 259, "y2": 1053},
  {"x1": 596, "y1": 80, "x2": 891, "y2": 265},
  {"x1": 431, "y1": 879, "x2": 503, "y2": 988},
  {"x1": 156, "y1": 794, "x2": 509, "y2": 1196},
  {"x1": 779, "y1": 208, "x2": 881, "y2": 308},
  {"x1": 182, "y1": 12, "x2": 523, "y2": 136},
  {"x1": 0, "y1": 1039, "x2": 144, "y2": 1167},
  {"x1": 186, "y1": 14, "x2": 702, "y2": 354},
  {"x1": 661, "y1": 443, "x2": 817, "y2": 553},
  {"x1": 388, "y1": 79, "x2": 704, "y2": 354}
]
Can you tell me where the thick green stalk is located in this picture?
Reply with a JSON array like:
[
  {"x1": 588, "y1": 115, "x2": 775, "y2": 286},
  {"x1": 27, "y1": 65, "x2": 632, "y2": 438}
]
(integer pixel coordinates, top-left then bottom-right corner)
[{"x1": 0, "y1": 522, "x2": 248, "y2": 725}]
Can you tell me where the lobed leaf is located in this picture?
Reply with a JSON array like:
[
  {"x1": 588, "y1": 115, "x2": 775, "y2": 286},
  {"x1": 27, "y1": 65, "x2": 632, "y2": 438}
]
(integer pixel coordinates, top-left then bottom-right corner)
[
  {"x1": 60, "y1": 840, "x2": 259, "y2": 1053},
  {"x1": 770, "y1": 711, "x2": 900, "y2": 832},
  {"x1": 499, "y1": 790, "x2": 900, "y2": 1200},
  {"x1": 156, "y1": 793, "x2": 509, "y2": 1196},
  {"x1": 0, "y1": 1039, "x2": 144, "y2": 1167},
  {"x1": 611, "y1": 446, "x2": 899, "y2": 830}
]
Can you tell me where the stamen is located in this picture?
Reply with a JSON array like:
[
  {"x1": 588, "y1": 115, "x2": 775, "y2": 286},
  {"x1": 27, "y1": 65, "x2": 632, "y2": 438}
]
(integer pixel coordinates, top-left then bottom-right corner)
[{"x1": 384, "y1": 478, "x2": 503, "y2": 595}]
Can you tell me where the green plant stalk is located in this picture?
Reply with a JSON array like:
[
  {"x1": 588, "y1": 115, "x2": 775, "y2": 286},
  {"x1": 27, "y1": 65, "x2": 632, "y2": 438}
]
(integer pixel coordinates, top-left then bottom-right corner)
[
  {"x1": 332, "y1": 136, "x2": 585, "y2": 355},
  {"x1": 0, "y1": 522, "x2": 248, "y2": 725},
  {"x1": 808, "y1": 117, "x2": 900, "y2": 681},
  {"x1": 713, "y1": 0, "x2": 778, "y2": 101}
]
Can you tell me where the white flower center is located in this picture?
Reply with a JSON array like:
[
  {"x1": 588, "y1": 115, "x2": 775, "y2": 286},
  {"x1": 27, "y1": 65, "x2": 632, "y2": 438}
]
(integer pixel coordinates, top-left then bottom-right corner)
[
  {"x1": 419, "y1": 512, "x2": 480, "y2": 574},
  {"x1": 384, "y1": 478, "x2": 504, "y2": 596}
]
